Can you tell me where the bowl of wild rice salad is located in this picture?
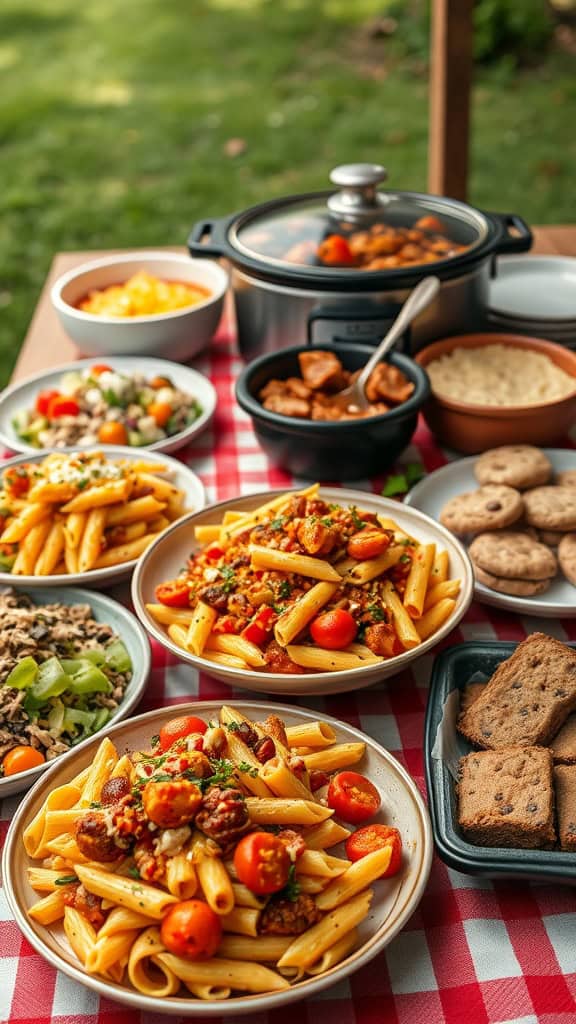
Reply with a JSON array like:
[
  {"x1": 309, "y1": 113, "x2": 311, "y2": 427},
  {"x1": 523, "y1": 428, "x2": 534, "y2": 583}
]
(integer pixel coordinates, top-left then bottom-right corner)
[{"x1": 0, "y1": 586, "x2": 151, "y2": 797}]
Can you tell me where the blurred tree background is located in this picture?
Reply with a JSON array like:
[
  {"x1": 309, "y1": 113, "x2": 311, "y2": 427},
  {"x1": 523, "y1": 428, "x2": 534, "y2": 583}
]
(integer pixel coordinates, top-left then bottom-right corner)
[{"x1": 1, "y1": 0, "x2": 575, "y2": 383}]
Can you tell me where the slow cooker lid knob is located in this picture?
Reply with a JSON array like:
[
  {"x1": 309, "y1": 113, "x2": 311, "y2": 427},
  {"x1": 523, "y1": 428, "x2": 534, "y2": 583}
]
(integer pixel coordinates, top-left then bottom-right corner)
[{"x1": 327, "y1": 163, "x2": 389, "y2": 217}]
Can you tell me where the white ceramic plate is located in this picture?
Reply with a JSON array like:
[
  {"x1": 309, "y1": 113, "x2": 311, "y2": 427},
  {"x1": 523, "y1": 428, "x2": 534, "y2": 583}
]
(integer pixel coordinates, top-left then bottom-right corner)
[
  {"x1": 0, "y1": 585, "x2": 150, "y2": 798},
  {"x1": 131, "y1": 487, "x2": 474, "y2": 696},
  {"x1": 405, "y1": 449, "x2": 576, "y2": 617},
  {"x1": 3, "y1": 700, "x2": 433, "y2": 1015},
  {"x1": 490, "y1": 256, "x2": 576, "y2": 321},
  {"x1": 0, "y1": 356, "x2": 216, "y2": 456},
  {"x1": 0, "y1": 446, "x2": 205, "y2": 588}
]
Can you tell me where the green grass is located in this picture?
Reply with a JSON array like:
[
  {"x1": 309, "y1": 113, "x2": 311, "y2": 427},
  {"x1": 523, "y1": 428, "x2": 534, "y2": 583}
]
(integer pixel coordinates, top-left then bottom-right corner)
[{"x1": 2, "y1": 0, "x2": 576, "y2": 385}]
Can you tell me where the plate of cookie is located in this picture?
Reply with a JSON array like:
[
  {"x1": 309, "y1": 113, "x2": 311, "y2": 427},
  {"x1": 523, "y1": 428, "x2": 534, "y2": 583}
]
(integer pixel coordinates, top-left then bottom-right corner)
[
  {"x1": 405, "y1": 445, "x2": 576, "y2": 617},
  {"x1": 424, "y1": 633, "x2": 576, "y2": 882}
]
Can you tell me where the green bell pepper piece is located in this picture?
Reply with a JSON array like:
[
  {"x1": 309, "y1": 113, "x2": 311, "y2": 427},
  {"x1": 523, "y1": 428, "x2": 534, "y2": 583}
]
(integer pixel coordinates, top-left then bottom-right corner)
[
  {"x1": 5, "y1": 656, "x2": 39, "y2": 690},
  {"x1": 29, "y1": 656, "x2": 70, "y2": 701},
  {"x1": 67, "y1": 664, "x2": 112, "y2": 695},
  {"x1": 104, "y1": 639, "x2": 132, "y2": 674}
]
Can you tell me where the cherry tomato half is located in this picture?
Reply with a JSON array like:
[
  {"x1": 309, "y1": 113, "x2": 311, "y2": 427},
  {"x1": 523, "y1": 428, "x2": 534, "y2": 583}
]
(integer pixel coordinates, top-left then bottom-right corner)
[
  {"x1": 160, "y1": 899, "x2": 222, "y2": 960},
  {"x1": 310, "y1": 608, "x2": 357, "y2": 650},
  {"x1": 148, "y1": 401, "x2": 172, "y2": 427},
  {"x1": 47, "y1": 396, "x2": 80, "y2": 418},
  {"x1": 2, "y1": 745, "x2": 46, "y2": 776},
  {"x1": 155, "y1": 579, "x2": 191, "y2": 608},
  {"x1": 345, "y1": 824, "x2": 403, "y2": 878},
  {"x1": 327, "y1": 771, "x2": 381, "y2": 824},
  {"x1": 158, "y1": 715, "x2": 208, "y2": 753},
  {"x1": 98, "y1": 421, "x2": 128, "y2": 445},
  {"x1": 35, "y1": 389, "x2": 60, "y2": 416},
  {"x1": 90, "y1": 364, "x2": 113, "y2": 376},
  {"x1": 233, "y1": 832, "x2": 291, "y2": 895}
]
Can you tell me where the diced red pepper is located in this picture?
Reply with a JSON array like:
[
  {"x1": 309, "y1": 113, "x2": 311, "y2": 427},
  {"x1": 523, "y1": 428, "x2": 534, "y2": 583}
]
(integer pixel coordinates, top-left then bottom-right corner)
[
  {"x1": 47, "y1": 396, "x2": 81, "y2": 418},
  {"x1": 242, "y1": 606, "x2": 276, "y2": 647},
  {"x1": 35, "y1": 389, "x2": 60, "y2": 416},
  {"x1": 204, "y1": 542, "x2": 225, "y2": 560}
]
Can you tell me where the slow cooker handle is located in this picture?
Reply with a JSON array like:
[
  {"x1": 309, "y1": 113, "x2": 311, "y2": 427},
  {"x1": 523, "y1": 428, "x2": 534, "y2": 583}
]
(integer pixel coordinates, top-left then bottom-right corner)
[
  {"x1": 490, "y1": 212, "x2": 533, "y2": 255},
  {"x1": 188, "y1": 218, "x2": 227, "y2": 258},
  {"x1": 306, "y1": 302, "x2": 409, "y2": 351}
]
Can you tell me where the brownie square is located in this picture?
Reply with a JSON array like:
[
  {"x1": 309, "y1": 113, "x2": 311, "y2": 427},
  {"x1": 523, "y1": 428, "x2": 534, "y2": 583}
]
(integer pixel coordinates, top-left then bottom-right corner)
[
  {"x1": 554, "y1": 765, "x2": 576, "y2": 851},
  {"x1": 458, "y1": 633, "x2": 576, "y2": 750},
  {"x1": 458, "y1": 746, "x2": 556, "y2": 849}
]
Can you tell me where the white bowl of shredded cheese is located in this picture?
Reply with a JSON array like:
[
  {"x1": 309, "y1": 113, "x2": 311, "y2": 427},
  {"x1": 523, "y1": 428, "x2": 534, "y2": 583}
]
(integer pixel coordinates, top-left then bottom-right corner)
[{"x1": 415, "y1": 333, "x2": 576, "y2": 453}]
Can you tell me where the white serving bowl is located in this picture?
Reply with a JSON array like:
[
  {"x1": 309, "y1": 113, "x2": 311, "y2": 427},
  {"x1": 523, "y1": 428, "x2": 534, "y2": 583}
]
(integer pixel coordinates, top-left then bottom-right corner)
[
  {"x1": 51, "y1": 252, "x2": 228, "y2": 361},
  {"x1": 132, "y1": 487, "x2": 474, "y2": 696}
]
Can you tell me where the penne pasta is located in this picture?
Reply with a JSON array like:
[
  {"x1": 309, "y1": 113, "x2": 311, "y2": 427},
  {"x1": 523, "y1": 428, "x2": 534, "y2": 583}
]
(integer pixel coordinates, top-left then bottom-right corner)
[
  {"x1": 274, "y1": 582, "x2": 340, "y2": 646},
  {"x1": 415, "y1": 597, "x2": 457, "y2": 640},
  {"x1": 185, "y1": 601, "x2": 217, "y2": 657},
  {"x1": 381, "y1": 581, "x2": 421, "y2": 650},
  {"x1": 250, "y1": 544, "x2": 342, "y2": 582},
  {"x1": 75, "y1": 864, "x2": 178, "y2": 919},
  {"x1": 301, "y1": 742, "x2": 365, "y2": 772},
  {"x1": 277, "y1": 890, "x2": 373, "y2": 969},
  {"x1": 245, "y1": 797, "x2": 333, "y2": 825},
  {"x1": 285, "y1": 721, "x2": 337, "y2": 749},
  {"x1": 158, "y1": 953, "x2": 291, "y2": 994},
  {"x1": 403, "y1": 543, "x2": 436, "y2": 619},
  {"x1": 315, "y1": 847, "x2": 393, "y2": 910}
]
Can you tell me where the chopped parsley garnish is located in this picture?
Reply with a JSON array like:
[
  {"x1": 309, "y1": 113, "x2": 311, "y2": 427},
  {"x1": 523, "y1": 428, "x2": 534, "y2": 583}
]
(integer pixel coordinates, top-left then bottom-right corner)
[
  {"x1": 269, "y1": 515, "x2": 287, "y2": 531},
  {"x1": 399, "y1": 553, "x2": 411, "y2": 564},
  {"x1": 273, "y1": 603, "x2": 288, "y2": 615},
  {"x1": 150, "y1": 734, "x2": 160, "y2": 747},
  {"x1": 55, "y1": 875, "x2": 78, "y2": 886},
  {"x1": 76, "y1": 478, "x2": 89, "y2": 491},
  {"x1": 367, "y1": 604, "x2": 385, "y2": 622},
  {"x1": 238, "y1": 761, "x2": 259, "y2": 778},
  {"x1": 277, "y1": 863, "x2": 300, "y2": 903},
  {"x1": 320, "y1": 517, "x2": 333, "y2": 527},
  {"x1": 348, "y1": 505, "x2": 365, "y2": 530},
  {"x1": 277, "y1": 579, "x2": 292, "y2": 600},
  {"x1": 127, "y1": 866, "x2": 141, "y2": 879},
  {"x1": 218, "y1": 565, "x2": 237, "y2": 593},
  {"x1": 226, "y1": 721, "x2": 240, "y2": 732},
  {"x1": 89, "y1": 800, "x2": 102, "y2": 809},
  {"x1": 207, "y1": 758, "x2": 236, "y2": 786}
]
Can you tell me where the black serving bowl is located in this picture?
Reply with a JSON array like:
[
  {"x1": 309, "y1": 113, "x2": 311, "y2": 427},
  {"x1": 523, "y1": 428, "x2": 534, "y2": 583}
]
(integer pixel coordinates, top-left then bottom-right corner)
[{"x1": 235, "y1": 343, "x2": 430, "y2": 481}]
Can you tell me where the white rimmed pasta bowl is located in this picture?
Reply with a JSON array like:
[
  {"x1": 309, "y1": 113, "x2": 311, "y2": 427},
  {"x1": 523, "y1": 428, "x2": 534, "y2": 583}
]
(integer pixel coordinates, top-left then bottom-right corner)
[
  {"x1": 2, "y1": 700, "x2": 433, "y2": 1015},
  {"x1": 0, "y1": 446, "x2": 205, "y2": 589},
  {"x1": 0, "y1": 356, "x2": 217, "y2": 457},
  {"x1": 131, "y1": 487, "x2": 474, "y2": 696},
  {"x1": 0, "y1": 585, "x2": 150, "y2": 799}
]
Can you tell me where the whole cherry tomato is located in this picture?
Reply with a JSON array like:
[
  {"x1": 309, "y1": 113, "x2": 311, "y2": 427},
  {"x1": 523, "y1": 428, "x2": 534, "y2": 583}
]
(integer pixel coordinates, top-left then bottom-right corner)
[
  {"x1": 345, "y1": 823, "x2": 403, "y2": 878},
  {"x1": 241, "y1": 606, "x2": 276, "y2": 647},
  {"x1": 155, "y1": 579, "x2": 191, "y2": 608},
  {"x1": 233, "y1": 832, "x2": 291, "y2": 895},
  {"x1": 2, "y1": 745, "x2": 46, "y2": 776},
  {"x1": 317, "y1": 234, "x2": 355, "y2": 266},
  {"x1": 158, "y1": 715, "x2": 208, "y2": 753},
  {"x1": 150, "y1": 375, "x2": 173, "y2": 389},
  {"x1": 148, "y1": 401, "x2": 172, "y2": 427},
  {"x1": 310, "y1": 608, "x2": 357, "y2": 650},
  {"x1": 35, "y1": 389, "x2": 60, "y2": 416},
  {"x1": 160, "y1": 899, "x2": 222, "y2": 960},
  {"x1": 327, "y1": 771, "x2": 381, "y2": 824},
  {"x1": 47, "y1": 396, "x2": 80, "y2": 418},
  {"x1": 3, "y1": 466, "x2": 30, "y2": 498},
  {"x1": 98, "y1": 422, "x2": 128, "y2": 445}
]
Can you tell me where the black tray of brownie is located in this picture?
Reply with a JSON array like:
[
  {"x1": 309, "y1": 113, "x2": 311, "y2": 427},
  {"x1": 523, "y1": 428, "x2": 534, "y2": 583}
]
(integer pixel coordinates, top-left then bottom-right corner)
[{"x1": 424, "y1": 640, "x2": 576, "y2": 884}]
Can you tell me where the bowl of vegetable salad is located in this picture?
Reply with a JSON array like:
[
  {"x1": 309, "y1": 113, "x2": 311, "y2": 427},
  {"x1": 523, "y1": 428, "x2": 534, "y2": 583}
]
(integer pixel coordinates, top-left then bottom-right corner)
[
  {"x1": 0, "y1": 357, "x2": 217, "y2": 455},
  {"x1": 0, "y1": 585, "x2": 151, "y2": 796}
]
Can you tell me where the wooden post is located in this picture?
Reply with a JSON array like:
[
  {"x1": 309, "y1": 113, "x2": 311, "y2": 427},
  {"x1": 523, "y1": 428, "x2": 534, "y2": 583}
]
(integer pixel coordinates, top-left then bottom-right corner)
[{"x1": 428, "y1": 0, "x2": 474, "y2": 200}]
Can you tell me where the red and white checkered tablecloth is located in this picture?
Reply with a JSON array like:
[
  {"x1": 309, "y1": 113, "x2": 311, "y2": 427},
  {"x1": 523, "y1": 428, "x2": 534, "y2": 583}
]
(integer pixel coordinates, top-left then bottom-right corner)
[{"x1": 1, "y1": 329, "x2": 576, "y2": 1024}]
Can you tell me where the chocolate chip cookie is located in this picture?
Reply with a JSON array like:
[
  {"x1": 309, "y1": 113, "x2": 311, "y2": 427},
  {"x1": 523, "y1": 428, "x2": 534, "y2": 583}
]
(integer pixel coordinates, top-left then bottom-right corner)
[
  {"x1": 440, "y1": 485, "x2": 524, "y2": 536},
  {"x1": 469, "y1": 530, "x2": 558, "y2": 580},
  {"x1": 558, "y1": 533, "x2": 576, "y2": 586},
  {"x1": 524, "y1": 486, "x2": 576, "y2": 531},
  {"x1": 475, "y1": 445, "x2": 552, "y2": 490},
  {"x1": 556, "y1": 470, "x2": 576, "y2": 489},
  {"x1": 474, "y1": 564, "x2": 551, "y2": 596}
]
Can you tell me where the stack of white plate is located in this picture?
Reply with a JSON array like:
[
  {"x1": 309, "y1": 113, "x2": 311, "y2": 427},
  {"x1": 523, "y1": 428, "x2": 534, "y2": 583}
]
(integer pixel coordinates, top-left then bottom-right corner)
[{"x1": 487, "y1": 256, "x2": 576, "y2": 348}]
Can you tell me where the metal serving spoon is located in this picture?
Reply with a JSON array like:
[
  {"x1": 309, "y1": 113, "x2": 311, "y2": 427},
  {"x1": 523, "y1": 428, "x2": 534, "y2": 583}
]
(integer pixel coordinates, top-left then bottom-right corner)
[{"x1": 332, "y1": 275, "x2": 441, "y2": 413}]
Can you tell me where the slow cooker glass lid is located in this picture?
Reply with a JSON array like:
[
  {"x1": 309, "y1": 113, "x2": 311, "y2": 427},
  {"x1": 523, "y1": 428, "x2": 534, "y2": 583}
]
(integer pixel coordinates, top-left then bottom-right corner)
[{"x1": 233, "y1": 164, "x2": 488, "y2": 274}]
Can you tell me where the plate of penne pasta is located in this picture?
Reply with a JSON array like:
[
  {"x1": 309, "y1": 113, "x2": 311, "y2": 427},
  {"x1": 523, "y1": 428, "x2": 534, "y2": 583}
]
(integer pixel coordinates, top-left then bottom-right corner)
[
  {"x1": 0, "y1": 446, "x2": 205, "y2": 587},
  {"x1": 3, "y1": 700, "x2": 433, "y2": 1014},
  {"x1": 132, "y1": 483, "x2": 474, "y2": 695}
]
